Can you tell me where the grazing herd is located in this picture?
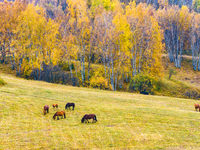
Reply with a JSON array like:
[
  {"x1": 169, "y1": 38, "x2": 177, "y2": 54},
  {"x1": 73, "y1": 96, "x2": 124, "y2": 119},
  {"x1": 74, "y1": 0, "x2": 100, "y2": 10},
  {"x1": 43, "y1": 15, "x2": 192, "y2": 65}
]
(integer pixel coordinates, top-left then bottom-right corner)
[
  {"x1": 44, "y1": 102, "x2": 200, "y2": 123},
  {"x1": 43, "y1": 103, "x2": 97, "y2": 123}
]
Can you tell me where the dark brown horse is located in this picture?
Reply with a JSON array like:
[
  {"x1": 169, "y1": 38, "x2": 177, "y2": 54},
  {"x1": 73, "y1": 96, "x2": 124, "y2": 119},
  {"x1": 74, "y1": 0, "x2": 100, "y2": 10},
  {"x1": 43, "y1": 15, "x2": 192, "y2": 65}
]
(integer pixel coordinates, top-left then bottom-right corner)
[
  {"x1": 53, "y1": 111, "x2": 66, "y2": 120},
  {"x1": 52, "y1": 104, "x2": 58, "y2": 109},
  {"x1": 195, "y1": 103, "x2": 200, "y2": 111},
  {"x1": 81, "y1": 114, "x2": 97, "y2": 123},
  {"x1": 43, "y1": 105, "x2": 49, "y2": 115},
  {"x1": 65, "y1": 103, "x2": 75, "y2": 110}
]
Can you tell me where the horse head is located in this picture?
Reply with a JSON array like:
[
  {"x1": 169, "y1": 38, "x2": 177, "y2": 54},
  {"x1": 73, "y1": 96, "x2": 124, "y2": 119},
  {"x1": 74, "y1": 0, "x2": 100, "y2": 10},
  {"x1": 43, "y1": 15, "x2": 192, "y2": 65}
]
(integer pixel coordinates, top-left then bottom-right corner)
[
  {"x1": 44, "y1": 110, "x2": 46, "y2": 115},
  {"x1": 81, "y1": 116, "x2": 85, "y2": 123}
]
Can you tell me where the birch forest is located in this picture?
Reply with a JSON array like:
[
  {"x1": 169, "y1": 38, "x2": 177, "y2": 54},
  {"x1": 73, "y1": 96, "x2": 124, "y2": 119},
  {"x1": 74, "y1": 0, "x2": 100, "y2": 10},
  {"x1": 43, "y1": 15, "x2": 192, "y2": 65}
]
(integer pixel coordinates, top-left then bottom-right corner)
[{"x1": 1, "y1": 0, "x2": 200, "y2": 91}]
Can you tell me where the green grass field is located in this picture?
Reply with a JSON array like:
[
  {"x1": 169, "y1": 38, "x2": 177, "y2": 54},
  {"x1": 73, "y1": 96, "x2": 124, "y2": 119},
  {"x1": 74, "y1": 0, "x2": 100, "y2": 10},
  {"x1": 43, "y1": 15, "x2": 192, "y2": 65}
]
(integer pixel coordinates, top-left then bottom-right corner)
[{"x1": 1, "y1": 74, "x2": 200, "y2": 149}]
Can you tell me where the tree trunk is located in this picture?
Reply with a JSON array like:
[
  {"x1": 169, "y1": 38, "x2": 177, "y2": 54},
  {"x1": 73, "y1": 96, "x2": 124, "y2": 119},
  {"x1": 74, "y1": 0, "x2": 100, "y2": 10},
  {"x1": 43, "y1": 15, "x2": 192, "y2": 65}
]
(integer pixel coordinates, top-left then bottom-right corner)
[
  {"x1": 110, "y1": 51, "x2": 114, "y2": 91},
  {"x1": 115, "y1": 71, "x2": 118, "y2": 91}
]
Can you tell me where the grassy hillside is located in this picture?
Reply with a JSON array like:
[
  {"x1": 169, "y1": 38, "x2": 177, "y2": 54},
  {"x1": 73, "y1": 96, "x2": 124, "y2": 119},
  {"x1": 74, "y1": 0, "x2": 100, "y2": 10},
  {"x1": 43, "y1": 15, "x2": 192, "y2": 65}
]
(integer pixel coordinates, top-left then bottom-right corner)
[
  {"x1": 1, "y1": 74, "x2": 200, "y2": 149},
  {"x1": 163, "y1": 56, "x2": 200, "y2": 89},
  {"x1": 2, "y1": 57, "x2": 200, "y2": 100}
]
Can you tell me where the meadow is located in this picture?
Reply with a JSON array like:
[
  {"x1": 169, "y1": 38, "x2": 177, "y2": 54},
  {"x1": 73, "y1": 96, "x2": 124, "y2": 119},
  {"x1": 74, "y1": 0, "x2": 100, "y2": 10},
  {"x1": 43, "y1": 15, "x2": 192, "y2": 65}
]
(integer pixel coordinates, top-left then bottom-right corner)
[{"x1": 0, "y1": 74, "x2": 200, "y2": 149}]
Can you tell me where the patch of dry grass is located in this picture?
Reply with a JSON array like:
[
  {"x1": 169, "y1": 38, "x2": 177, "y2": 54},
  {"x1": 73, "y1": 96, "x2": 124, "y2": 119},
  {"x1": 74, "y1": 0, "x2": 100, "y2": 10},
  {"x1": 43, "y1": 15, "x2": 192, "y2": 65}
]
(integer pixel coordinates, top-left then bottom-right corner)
[
  {"x1": 164, "y1": 57, "x2": 200, "y2": 89},
  {"x1": 0, "y1": 74, "x2": 200, "y2": 149}
]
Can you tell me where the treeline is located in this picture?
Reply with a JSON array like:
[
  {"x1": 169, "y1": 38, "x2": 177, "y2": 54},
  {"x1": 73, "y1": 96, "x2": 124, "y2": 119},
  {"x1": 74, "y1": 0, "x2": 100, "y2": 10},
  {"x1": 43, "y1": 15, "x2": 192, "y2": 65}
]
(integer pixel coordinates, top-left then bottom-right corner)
[{"x1": 0, "y1": 0, "x2": 200, "y2": 91}]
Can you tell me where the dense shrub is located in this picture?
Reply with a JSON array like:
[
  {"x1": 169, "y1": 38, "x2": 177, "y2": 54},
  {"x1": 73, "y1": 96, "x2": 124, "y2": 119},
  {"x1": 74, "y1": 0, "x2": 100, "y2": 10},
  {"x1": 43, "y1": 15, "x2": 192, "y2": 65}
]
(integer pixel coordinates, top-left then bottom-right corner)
[
  {"x1": 90, "y1": 76, "x2": 109, "y2": 89},
  {"x1": 128, "y1": 73, "x2": 159, "y2": 95},
  {"x1": 27, "y1": 63, "x2": 78, "y2": 86},
  {"x1": 90, "y1": 67, "x2": 112, "y2": 90},
  {"x1": 184, "y1": 89, "x2": 200, "y2": 99}
]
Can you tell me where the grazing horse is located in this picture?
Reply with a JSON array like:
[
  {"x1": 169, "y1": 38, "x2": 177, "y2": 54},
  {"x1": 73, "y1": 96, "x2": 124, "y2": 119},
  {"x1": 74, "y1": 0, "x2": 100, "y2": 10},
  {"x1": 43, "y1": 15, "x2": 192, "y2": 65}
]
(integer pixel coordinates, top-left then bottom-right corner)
[
  {"x1": 65, "y1": 103, "x2": 75, "y2": 110},
  {"x1": 194, "y1": 103, "x2": 200, "y2": 111},
  {"x1": 53, "y1": 111, "x2": 66, "y2": 120},
  {"x1": 43, "y1": 105, "x2": 49, "y2": 115},
  {"x1": 81, "y1": 114, "x2": 97, "y2": 123},
  {"x1": 52, "y1": 104, "x2": 58, "y2": 109}
]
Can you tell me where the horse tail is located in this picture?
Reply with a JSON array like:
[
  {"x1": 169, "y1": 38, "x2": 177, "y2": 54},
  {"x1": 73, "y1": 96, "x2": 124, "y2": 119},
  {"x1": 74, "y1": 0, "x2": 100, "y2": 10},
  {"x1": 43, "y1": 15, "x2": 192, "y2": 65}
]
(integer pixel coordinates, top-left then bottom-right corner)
[
  {"x1": 73, "y1": 103, "x2": 75, "y2": 110},
  {"x1": 63, "y1": 112, "x2": 66, "y2": 118},
  {"x1": 94, "y1": 115, "x2": 97, "y2": 121}
]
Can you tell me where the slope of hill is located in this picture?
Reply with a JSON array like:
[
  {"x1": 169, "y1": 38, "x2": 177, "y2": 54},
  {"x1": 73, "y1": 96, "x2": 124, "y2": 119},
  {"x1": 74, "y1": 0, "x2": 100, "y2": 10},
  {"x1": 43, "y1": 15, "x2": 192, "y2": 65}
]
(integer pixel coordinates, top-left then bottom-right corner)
[
  {"x1": 1, "y1": 55, "x2": 200, "y2": 100},
  {"x1": 0, "y1": 74, "x2": 200, "y2": 149}
]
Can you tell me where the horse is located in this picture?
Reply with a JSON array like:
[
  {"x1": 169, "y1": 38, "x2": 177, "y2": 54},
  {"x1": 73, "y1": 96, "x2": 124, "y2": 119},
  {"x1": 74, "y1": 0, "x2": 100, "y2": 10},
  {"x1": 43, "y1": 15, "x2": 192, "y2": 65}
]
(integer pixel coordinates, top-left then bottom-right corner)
[
  {"x1": 65, "y1": 103, "x2": 75, "y2": 110},
  {"x1": 43, "y1": 105, "x2": 49, "y2": 115},
  {"x1": 53, "y1": 111, "x2": 66, "y2": 120},
  {"x1": 52, "y1": 104, "x2": 58, "y2": 109},
  {"x1": 194, "y1": 103, "x2": 200, "y2": 111},
  {"x1": 81, "y1": 114, "x2": 97, "y2": 123}
]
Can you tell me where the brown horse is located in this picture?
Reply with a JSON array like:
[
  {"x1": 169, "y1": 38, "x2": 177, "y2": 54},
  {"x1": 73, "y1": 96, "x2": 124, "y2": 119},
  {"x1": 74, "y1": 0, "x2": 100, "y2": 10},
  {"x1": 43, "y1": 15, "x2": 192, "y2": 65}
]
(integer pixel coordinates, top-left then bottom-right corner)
[
  {"x1": 65, "y1": 103, "x2": 75, "y2": 110},
  {"x1": 81, "y1": 114, "x2": 97, "y2": 123},
  {"x1": 53, "y1": 111, "x2": 66, "y2": 120},
  {"x1": 43, "y1": 105, "x2": 49, "y2": 115},
  {"x1": 194, "y1": 103, "x2": 200, "y2": 111},
  {"x1": 52, "y1": 104, "x2": 58, "y2": 109}
]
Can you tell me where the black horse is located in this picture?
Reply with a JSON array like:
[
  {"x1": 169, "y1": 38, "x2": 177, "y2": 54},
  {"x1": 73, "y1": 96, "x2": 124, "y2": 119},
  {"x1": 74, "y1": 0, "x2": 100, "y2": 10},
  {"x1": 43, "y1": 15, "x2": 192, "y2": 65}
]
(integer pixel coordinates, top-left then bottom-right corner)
[
  {"x1": 65, "y1": 103, "x2": 75, "y2": 110},
  {"x1": 81, "y1": 114, "x2": 97, "y2": 123}
]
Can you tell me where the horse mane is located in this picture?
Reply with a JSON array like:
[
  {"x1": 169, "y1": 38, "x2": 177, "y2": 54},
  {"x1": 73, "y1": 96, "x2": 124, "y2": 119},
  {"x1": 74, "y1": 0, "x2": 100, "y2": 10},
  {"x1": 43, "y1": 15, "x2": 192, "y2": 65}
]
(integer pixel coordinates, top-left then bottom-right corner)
[
  {"x1": 53, "y1": 113, "x2": 57, "y2": 119},
  {"x1": 81, "y1": 115, "x2": 86, "y2": 123}
]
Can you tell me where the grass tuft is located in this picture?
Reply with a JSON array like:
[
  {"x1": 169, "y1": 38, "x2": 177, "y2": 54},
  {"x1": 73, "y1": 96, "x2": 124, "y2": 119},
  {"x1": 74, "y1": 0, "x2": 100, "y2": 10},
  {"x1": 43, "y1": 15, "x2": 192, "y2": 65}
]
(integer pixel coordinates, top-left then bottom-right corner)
[{"x1": 0, "y1": 76, "x2": 6, "y2": 86}]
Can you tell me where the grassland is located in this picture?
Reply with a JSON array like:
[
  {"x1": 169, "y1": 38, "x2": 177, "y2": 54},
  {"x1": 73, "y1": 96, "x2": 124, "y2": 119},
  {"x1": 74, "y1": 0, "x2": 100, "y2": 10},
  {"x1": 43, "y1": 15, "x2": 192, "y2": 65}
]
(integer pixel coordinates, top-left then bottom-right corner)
[{"x1": 0, "y1": 74, "x2": 200, "y2": 149}]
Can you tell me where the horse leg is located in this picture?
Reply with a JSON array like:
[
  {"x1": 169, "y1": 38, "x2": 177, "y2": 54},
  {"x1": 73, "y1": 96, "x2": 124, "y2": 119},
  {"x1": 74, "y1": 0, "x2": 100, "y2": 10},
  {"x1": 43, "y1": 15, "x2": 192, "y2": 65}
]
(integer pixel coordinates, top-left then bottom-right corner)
[
  {"x1": 47, "y1": 109, "x2": 49, "y2": 113},
  {"x1": 73, "y1": 106, "x2": 74, "y2": 110},
  {"x1": 57, "y1": 116, "x2": 59, "y2": 120}
]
